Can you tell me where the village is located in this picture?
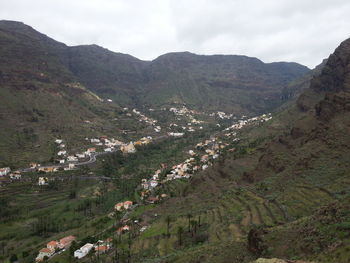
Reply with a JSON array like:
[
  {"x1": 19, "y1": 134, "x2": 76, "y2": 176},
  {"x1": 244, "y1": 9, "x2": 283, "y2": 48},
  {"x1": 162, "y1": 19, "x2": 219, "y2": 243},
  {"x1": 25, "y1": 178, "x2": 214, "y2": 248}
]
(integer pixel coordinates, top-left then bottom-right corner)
[{"x1": 0, "y1": 108, "x2": 273, "y2": 263}]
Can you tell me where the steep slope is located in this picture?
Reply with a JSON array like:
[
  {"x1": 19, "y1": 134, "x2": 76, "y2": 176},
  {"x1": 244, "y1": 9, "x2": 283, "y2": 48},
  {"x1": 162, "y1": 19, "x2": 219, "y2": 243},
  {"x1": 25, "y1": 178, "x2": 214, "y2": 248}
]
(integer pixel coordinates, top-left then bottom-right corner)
[
  {"x1": 126, "y1": 38, "x2": 350, "y2": 263},
  {"x1": 141, "y1": 52, "x2": 309, "y2": 113},
  {"x1": 0, "y1": 21, "x2": 138, "y2": 167}
]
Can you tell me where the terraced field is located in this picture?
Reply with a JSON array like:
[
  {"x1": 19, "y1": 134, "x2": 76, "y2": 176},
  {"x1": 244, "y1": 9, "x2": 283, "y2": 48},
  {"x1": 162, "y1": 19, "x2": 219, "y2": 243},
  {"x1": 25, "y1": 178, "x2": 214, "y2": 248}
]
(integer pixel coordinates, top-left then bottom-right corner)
[{"x1": 130, "y1": 172, "x2": 343, "y2": 262}]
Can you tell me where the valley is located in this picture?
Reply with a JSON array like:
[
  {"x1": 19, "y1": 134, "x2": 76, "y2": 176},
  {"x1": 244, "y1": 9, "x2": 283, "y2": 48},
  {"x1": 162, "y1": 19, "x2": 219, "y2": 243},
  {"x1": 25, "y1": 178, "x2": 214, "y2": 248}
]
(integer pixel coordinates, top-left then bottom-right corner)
[{"x1": 1, "y1": 19, "x2": 350, "y2": 263}]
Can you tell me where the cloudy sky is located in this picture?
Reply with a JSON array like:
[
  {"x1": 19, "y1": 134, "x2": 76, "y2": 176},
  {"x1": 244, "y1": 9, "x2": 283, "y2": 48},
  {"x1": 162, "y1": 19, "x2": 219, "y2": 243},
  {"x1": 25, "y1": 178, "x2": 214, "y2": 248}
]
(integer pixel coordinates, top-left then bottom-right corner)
[{"x1": 1, "y1": 0, "x2": 350, "y2": 68}]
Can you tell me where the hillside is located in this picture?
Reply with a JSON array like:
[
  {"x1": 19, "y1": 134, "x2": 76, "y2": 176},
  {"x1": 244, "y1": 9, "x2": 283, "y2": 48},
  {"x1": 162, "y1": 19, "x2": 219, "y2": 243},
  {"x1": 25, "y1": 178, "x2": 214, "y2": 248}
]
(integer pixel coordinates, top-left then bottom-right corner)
[
  {"x1": 113, "y1": 38, "x2": 350, "y2": 263},
  {"x1": 0, "y1": 21, "x2": 148, "y2": 167},
  {"x1": 0, "y1": 20, "x2": 310, "y2": 166}
]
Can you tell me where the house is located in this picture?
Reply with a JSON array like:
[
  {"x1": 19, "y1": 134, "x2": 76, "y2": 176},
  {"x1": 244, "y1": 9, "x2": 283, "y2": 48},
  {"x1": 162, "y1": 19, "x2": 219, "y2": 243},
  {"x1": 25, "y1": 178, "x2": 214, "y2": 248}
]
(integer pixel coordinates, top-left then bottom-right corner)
[
  {"x1": 59, "y1": 159, "x2": 65, "y2": 164},
  {"x1": 114, "y1": 202, "x2": 124, "y2": 211},
  {"x1": 47, "y1": 241, "x2": 59, "y2": 250},
  {"x1": 76, "y1": 153, "x2": 85, "y2": 159},
  {"x1": 120, "y1": 143, "x2": 136, "y2": 154},
  {"x1": 55, "y1": 139, "x2": 63, "y2": 144},
  {"x1": 59, "y1": 235, "x2": 76, "y2": 249},
  {"x1": 36, "y1": 247, "x2": 54, "y2": 262},
  {"x1": 188, "y1": 150, "x2": 196, "y2": 156},
  {"x1": 38, "y1": 177, "x2": 48, "y2": 185},
  {"x1": 74, "y1": 243, "x2": 93, "y2": 259},
  {"x1": 38, "y1": 167, "x2": 57, "y2": 173},
  {"x1": 95, "y1": 245, "x2": 108, "y2": 254},
  {"x1": 104, "y1": 148, "x2": 112, "y2": 152},
  {"x1": 146, "y1": 196, "x2": 159, "y2": 204},
  {"x1": 149, "y1": 180, "x2": 158, "y2": 188},
  {"x1": 168, "y1": 132, "x2": 184, "y2": 137},
  {"x1": 87, "y1": 147, "x2": 96, "y2": 153},
  {"x1": 134, "y1": 141, "x2": 143, "y2": 146},
  {"x1": 91, "y1": 138, "x2": 100, "y2": 143},
  {"x1": 117, "y1": 225, "x2": 130, "y2": 234},
  {"x1": 64, "y1": 164, "x2": 75, "y2": 171},
  {"x1": 123, "y1": 201, "x2": 133, "y2": 209},
  {"x1": 59, "y1": 144, "x2": 66, "y2": 148},
  {"x1": 57, "y1": 150, "x2": 67, "y2": 156},
  {"x1": 67, "y1": 156, "x2": 78, "y2": 162},
  {"x1": 115, "y1": 200, "x2": 133, "y2": 210},
  {"x1": 0, "y1": 167, "x2": 11, "y2": 176},
  {"x1": 30, "y1": 162, "x2": 41, "y2": 169},
  {"x1": 9, "y1": 172, "x2": 21, "y2": 180}
]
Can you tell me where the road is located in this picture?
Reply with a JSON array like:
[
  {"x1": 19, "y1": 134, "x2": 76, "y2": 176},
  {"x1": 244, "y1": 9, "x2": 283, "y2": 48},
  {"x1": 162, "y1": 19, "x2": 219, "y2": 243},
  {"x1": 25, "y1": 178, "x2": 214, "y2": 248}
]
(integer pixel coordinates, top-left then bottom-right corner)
[{"x1": 19, "y1": 135, "x2": 170, "y2": 173}]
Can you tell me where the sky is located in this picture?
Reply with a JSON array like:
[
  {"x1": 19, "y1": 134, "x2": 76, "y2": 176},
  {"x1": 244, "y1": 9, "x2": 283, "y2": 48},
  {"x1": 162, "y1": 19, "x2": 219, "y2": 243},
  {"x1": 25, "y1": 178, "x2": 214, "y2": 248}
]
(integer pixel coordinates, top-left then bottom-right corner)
[{"x1": 1, "y1": 0, "x2": 350, "y2": 68}]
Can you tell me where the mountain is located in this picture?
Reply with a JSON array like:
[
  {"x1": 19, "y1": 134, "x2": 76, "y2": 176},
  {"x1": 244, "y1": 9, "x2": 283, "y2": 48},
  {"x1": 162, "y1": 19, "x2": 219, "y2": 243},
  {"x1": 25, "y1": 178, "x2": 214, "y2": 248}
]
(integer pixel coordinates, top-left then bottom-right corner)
[
  {"x1": 123, "y1": 38, "x2": 350, "y2": 262},
  {"x1": 0, "y1": 20, "x2": 310, "y2": 166},
  {"x1": 0, "y1": 21, "x2": 147, "y2": 167},
  {"x1": 0, "y1": 20, "x2": 309, "y2": 114}
]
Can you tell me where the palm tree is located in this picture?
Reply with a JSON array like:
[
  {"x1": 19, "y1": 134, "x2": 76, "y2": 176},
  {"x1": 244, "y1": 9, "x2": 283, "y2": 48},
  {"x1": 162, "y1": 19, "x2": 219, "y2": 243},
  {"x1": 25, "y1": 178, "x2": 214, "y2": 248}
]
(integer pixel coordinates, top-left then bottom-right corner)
[
  {"x1": 177, "y1": 226, "x2": 184, "y2": 246},
  {"x1": 187, "y1": 213, "x2": 192, "y2": 232},
  {"x1": 165, "y1": 215, "x2": 171, "y2": 237},
  {"x1": 190, "y1": 220, "x2": 198, "y2": 236}
]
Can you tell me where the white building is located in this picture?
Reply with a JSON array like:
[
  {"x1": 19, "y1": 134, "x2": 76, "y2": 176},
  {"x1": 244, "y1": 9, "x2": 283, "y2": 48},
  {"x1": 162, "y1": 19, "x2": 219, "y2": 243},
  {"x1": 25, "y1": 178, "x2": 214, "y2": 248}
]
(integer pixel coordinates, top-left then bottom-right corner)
[
  {"x1": 55, "y1": 139, "x2": 63, "y2": 144},
  {"x1": 76, "y1": 153, "x2": 86, "y2": 159},
  {"x1": 67, "y1": 156, "x2": 78, "y2": 162},
  {"x1": 74, "y1": 243, "x2": 94, "y2": 259},
  {"x1": 57, "y1": 150, "x2": 67, "y2": 156},
  {"x1": 0, "y1": 167, "x2": 11, "y2": 176},
  {"x1": 38, "y1": 177, "x2": 48, "y2": 186}
]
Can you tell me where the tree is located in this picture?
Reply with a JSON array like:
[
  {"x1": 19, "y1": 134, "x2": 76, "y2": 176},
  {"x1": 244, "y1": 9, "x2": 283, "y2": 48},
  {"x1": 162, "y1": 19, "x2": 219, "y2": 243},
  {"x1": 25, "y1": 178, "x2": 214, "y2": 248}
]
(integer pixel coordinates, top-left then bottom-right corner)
[
  {"x1": 190, "y1": 220, "x2": 198, "y2": 237},
  {"x1": 10, "y1": 254, "x2": 18, "y2": 263},
  {"x1": 165, "y1": 215, "x2": 171, "y2": 237},
  {"x1": 177, "y1": 226, "x2": 184, "y2": 246},
  {"x1": 187, "y1": 213, "x2": 192, "y2": 232}
]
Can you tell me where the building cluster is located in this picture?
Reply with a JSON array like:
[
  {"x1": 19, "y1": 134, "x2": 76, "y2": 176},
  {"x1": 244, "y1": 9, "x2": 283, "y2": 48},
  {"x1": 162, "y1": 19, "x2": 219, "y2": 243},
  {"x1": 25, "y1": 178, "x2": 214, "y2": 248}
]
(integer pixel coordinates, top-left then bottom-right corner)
[
  {"x1": 36, "y1": 235, "x2": 76, "y2": 262},
  {"x1": 88, "y1": 136, "x2": 124, "y2": 152},
  {"x1": 74, "y1": 239, "x2": 112, "y2": 259},
  {"x1": 223, "y1": 113, "x2": 272, "y2": 134},
  {"x1": 210, "y1": 111, "x2": 235, "y2": 120},
  {"x1": 139, "y1": 136, "x2": 227, "y2": 196},
  {"x1": 131, "y1": 108, "x2": 161, "y2": 132},
  {"x1": 114, "y1": 200, "x2": 133, "y2": 211},
  {"x1": 168, "y1": 106, "x2": 205, "y2": 133},
  {"x1": 0, "y1": 167, "x2": 22, "y2": 186}
]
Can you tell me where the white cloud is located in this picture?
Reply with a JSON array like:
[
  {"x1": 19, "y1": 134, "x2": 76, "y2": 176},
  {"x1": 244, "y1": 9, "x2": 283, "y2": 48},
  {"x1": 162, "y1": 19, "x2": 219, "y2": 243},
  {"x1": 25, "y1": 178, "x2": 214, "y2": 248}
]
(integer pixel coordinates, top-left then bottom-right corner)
[{"x1": 0, "y1": 0, "x2": 349, "y2": 67}]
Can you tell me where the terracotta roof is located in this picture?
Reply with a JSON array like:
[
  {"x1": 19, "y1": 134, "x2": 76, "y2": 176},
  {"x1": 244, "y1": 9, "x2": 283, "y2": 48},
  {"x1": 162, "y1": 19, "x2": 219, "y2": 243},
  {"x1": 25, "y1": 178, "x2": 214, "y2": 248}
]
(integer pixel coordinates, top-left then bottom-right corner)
[
  {"x1": 96, "y1": 245, "x2": 108, "y2": 251},
  {"x1": 40, "y1": 248, "x2": 52, "y2": 253},
  {"x1": 60, "y1": 235, "x2": 76, "y2": 244},
  {"x1": 47, "y1": 241, "x2": 58, "y2": 247}
]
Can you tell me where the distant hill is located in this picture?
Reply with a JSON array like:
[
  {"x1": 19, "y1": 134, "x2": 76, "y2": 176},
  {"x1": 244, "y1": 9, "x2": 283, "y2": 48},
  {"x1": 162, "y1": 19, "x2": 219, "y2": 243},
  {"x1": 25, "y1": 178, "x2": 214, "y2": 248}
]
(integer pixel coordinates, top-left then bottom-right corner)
[{"x1": 0, "y1": 20, "x2": 310, "y2": 115}]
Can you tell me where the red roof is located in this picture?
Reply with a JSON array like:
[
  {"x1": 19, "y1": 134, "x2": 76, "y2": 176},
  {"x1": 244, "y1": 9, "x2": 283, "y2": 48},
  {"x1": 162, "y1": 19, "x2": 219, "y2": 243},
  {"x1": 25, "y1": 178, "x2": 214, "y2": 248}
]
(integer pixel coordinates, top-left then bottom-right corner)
[
  {"x1": 40, "y1": 248, "x2": 52, "y2": 253},
  {"x1": 96, "y1": 245, "x2": 108, "y2": 251},
  {"x1": 47, "y1": 241, "x2": 58, "y2": 247},
  {"x1": 59, "y1": 235, "x2": 76, "y2": 245}
]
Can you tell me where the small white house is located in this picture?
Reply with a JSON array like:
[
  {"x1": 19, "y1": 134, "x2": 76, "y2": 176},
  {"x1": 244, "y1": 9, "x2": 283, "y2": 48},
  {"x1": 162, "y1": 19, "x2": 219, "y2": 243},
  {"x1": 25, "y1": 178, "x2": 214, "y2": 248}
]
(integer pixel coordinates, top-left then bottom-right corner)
[
  {"x1": 67, "y1": 156, "x2": 78, "y2": 162},
  {"x1": 59, "y1": 159, "x2": 65, "y2": 164},
  {"x1": 0, "y1": 167, "x2": 11, "y2": 176},
  {"x1": 76, "y1": 153, "x2": 86, "y2": 159},
  {"x1": 38, "y1": 177, "x2": 48, "y2": 186},
  {"x1": 55, "y1": 139, "x2": 63, "y2": 144},
  {"x1": 104, "y1": 148, "x2": 112, "y2": 152},
  {"x1": 74, "y1": 243, "x2": 94, "y2": 259},
  {"x1": 57, "y1": 150, "x2": 67, "y2": 156}
]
